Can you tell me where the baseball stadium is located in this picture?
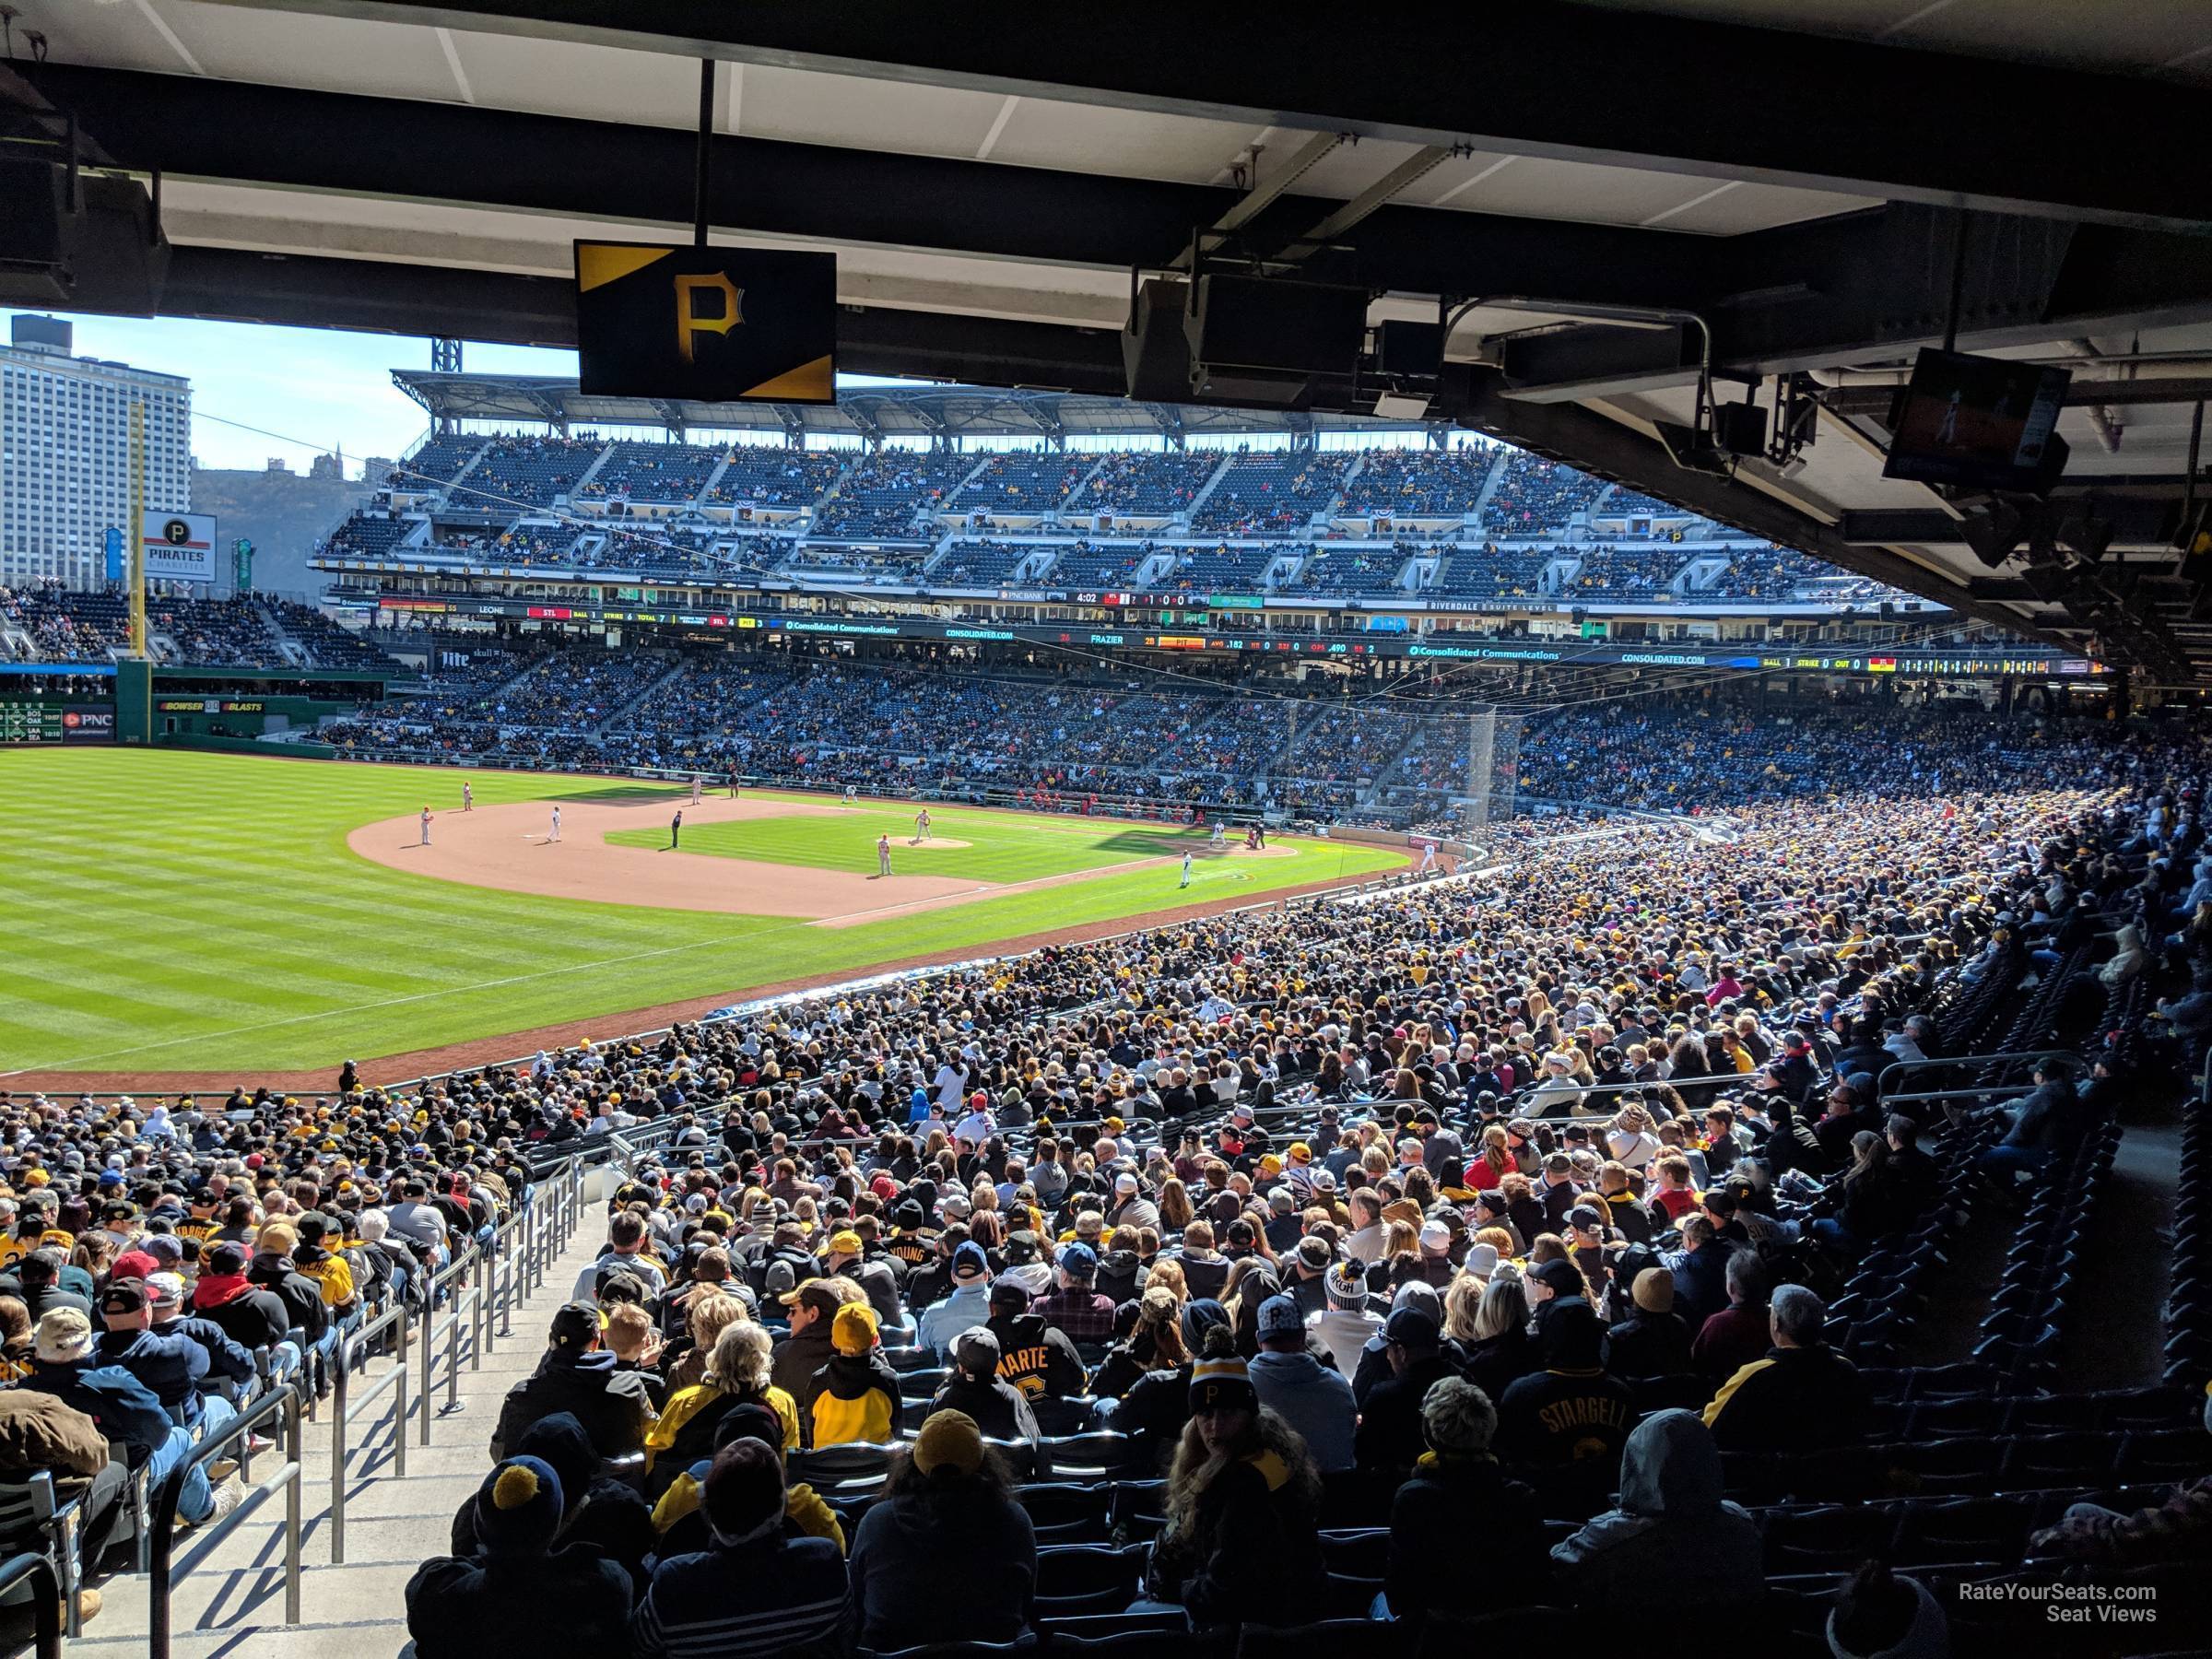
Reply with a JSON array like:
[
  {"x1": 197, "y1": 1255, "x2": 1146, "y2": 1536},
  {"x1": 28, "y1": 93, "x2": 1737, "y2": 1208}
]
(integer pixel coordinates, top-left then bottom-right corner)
[{"x1": 6, "y1": 6, "x2": 2212, "y2": 1659}]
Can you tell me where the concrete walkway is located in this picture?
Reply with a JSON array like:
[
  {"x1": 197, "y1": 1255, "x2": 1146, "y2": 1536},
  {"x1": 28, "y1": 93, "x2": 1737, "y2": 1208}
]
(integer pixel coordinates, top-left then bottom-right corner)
[{"x1": 46, "y1": 1220, "x2": 604, "y2": 1658}]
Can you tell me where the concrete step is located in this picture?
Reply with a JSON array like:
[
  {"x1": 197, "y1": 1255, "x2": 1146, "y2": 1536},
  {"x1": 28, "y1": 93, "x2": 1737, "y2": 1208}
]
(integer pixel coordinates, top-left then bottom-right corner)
[
  {"x1": 42, "y1": 1616, "x2": 411, "y2": 1659},
  {"x1": 21, "y1": 1212, "x2": 614, "y2": 1659}
]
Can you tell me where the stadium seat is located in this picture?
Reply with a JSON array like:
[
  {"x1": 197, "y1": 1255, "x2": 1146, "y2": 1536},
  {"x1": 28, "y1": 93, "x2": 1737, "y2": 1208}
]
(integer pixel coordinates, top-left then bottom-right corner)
[
  {"x1": 789, "y1": 1441, "x2": 895, "y2": 1494},
  {"x1": 1033, "y1": 1543, "x2": 1145, "y2": 1619},
  {"x1": 1015, "y1": 1482, "x2": 1114, "y2": 1543}
]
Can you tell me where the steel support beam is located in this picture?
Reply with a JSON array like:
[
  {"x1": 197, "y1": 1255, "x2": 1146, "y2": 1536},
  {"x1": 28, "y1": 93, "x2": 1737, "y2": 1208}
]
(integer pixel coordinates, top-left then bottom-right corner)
[
  {"x1": 31, "y1": 67, "x2": 2212, "y2": 385},
  {"x1": 196, "y1": 0, "x2": 2212, "y2": 231}
]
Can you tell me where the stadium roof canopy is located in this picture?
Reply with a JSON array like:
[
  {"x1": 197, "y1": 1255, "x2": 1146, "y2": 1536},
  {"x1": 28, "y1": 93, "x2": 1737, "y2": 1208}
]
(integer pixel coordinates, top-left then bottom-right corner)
[
  {"x1": 391, "y1": 372, "x2": 1444, "y2": 442},
  {"x1": 11, "y1": 0, "x2": 2212, "y2": 675}
]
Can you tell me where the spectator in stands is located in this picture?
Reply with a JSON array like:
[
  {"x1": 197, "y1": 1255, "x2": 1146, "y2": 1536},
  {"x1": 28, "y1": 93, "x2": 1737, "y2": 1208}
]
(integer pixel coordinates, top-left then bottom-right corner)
[
  {"x1": 1605, "y1": 1267, "x2": 1694, "y2": 1382},
  {"x1": 916, "y1": 1241, "x2": 994, "y2": 1356},
  {"x1": 1382, "y1": 1376, "x2": 1547, "y2": 1620},
  {"x1": 1099, "y1": 1299, "x2": 1227, "y2": 1455},
  {"x1": 490, "y1": 1301, "x2": 654, "y2": 1461},
  {"x1": 1030, "y1": 1243, "x2": 1117, "y2": 1345},
  {"x1": 1353, "y1": 1304, "x2": 1457, "y2": 1477},
  {"x1": 772, "y1": 1277, "x2": 862, "y2": 1409},
  {"x1": 572, "y1": 1209, "x2": 668, "y2": 1301},
  {"x1": 408, "y1": 1455, "x2": 633, "y2": 1659},
  {"x1": 806, "y1": 1303, "x2": 900, "y2": 1447},
  {"x1": 630, "y1": 1440, "x2": 848, "y2": 1659},
  {"x1": 928, "y1": 1326, "x2": 1040, "y2": 1444},
  {"x1": 1701, "y1": 1283, "x2": 1869, "y2": 1452},
  {"x1": 22, "y1": 1307, "x2": 237, "y2": 1524},
  {"x1": 1457, "y1": 1274, "x2": 1539, "y2": 1399},
  {"x1": 1090, "y1": 1286, "x2": 1188, "y2": 1399},
  {"x1": 1247, "y1": 1294, "x2": 1356, "y2": 1472},
  {"x1": 143, "y1": 1272, "x2": 256, "y2": 1405},
  {"x1": 1826, "y1": 1561, "x2": 1951, "y2": 1659},
  {"x1": 1548, "y1": 1408, "x2": 1763, "y2": 1613},
  {"x1": 0, "y1": 1385, "x2": 117, "y2": 1623},
  {"x1": 1494, "y1": 1300, "x2": 1636, "y2": 1514},
  {"x1": 1139, "y1": 1351, "x2": 1324, "y2": 1629},
  {"x1": 189, "y1": 1240, "x2": 299, "y2": 1382},
  {"x1": 2030, "y1": 1388, "x2": 2212, "y2": 1564},
  {"x1": 1308, "y1": 1260, "x2": 1384, "y2": 1378},
  {"x1": 1664, "y1": 1214, "x2": 1736, "y2": 1329},
  {"x1": 646, "y1": 1323, "x2": 799, "y2": 1500},
  {"x1": 984, "y1": 1277, "x2": 1088, "y2": 1402},
  {"x1": 849, "y1": 1411, "x2": 1037, "y2": 1649},
  {"x1": 1690, "y1": 1250, "x2": 1773, "y2": 1384}
]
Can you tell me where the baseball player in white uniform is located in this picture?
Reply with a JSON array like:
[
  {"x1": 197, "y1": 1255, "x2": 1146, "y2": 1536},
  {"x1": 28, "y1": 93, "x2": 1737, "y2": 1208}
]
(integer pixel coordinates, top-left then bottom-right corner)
[
  {"x1": 462, "y1": 782, "x2": 472, "y2": 813},
  {"x1": 1419, "y1": 840, "x2": 1439, "y2": 874},
  {"x1": 550, "y1": 806, "x2": 562, "y2": 843},
  {"x1": 1179, "y1": 850, "x2": 1194, "y2": 888},
  {"x1": 690, "y1": 773, "x2": 703, "y2": 806},
  {"x1": 912, "y1": 808, "x2": 931, "y2": 845},
  {"x1": 877, "y1": 833, "x2": 893, "y2": 877},
  {"x1": 419, "y1": 807, "x2": 431, "y2": 846}
]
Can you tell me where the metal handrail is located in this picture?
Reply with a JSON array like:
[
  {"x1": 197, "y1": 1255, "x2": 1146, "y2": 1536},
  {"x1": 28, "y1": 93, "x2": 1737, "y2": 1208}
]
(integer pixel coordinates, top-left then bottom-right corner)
[
  {"x1": 132, "y1": 1159, "x2": 590, "y2": 1649},
  {"x1": 327, "y1": 1300, "x2": 411, "y2": 1564},
  {"x1": 1875, "y1": 1048, "x2": 2071, "y2": 1098},
  {"x1": 148, "y1": 1385, "x2": 303, "y2": 1659},
  {"x1": 0, "y1": 1553, "x2": 62, "y2": 1659}
]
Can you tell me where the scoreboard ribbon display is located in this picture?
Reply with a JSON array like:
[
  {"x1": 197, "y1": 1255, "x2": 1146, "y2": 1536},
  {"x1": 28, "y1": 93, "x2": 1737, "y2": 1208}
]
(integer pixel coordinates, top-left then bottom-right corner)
[{"x1": 575, "y1": 242, "x2": 836, "y2": 404}]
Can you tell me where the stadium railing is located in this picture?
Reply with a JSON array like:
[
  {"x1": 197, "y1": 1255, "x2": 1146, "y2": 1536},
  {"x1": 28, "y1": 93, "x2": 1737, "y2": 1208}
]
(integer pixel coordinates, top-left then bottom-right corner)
[
  {"x1": 147, "y1": 1384, "x2": 303, "y2": 1659},
  {"x1": 0, "y1": 1553, "x2": 63, "y2": 1659},
  {"x1": 1875, "y1": 1049, "x2": 2074, "y2": 1100},
  {"x1": 129, "y1": 1156, "x2": 586, "y2": 1650}
]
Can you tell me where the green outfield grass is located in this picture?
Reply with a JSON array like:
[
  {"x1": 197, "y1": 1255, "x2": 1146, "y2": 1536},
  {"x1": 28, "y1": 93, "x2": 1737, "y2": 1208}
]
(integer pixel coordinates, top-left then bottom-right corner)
[
  {"x1": 0, "y1": 748, "x2": 1402, "y2": 1077},
  {"x1": 607, "y1": 806, "x2": 1205, "y2": 879}
]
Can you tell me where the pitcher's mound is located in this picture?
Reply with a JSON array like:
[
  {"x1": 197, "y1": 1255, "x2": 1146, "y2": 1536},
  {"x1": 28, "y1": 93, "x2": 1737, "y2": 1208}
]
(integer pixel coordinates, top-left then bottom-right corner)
[{"x1": 902, "y1": 836, "x2": 972, "y2": 850}]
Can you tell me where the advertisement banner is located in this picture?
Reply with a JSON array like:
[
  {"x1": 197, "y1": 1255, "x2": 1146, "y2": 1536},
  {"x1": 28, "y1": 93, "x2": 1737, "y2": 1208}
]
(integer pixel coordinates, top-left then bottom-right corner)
[{"x1": 142, "y1": 512, "x2": 218, "y2": 584}]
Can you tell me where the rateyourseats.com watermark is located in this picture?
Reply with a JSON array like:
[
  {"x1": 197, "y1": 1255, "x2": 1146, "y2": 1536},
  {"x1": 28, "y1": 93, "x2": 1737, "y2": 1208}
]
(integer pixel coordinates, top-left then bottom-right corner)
[{"x1": 1959, "y1": 1581, "x2": 2159, "y2": 1626}]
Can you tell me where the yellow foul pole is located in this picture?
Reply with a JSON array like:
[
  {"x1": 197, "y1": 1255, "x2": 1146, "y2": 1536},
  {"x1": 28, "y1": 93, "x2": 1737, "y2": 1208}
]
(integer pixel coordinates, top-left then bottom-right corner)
[{"x1": 127, "y1": 399, "x2": 147, "y2": 658}]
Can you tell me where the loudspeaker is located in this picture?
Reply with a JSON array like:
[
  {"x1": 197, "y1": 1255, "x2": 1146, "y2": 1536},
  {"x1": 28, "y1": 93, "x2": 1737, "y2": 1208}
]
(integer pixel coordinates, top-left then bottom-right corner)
[
  {"x1": 1713, "y1": 400, "x2": 1769, "y2": 456},
  {"x1": 1123, "y1": 278, "x2": 1193, "y2": 403},
  {"x1": 1375, "y1": 319, "x2": 1443, "y2": 380},
  {"x1": 1878, "y1": 602, "x2": 1897, "y2": 620},
  {"x1": 1571, "y1": 606, "x2": 1588, "y2": 624},
  {"x1": 0, "y1": 161, "x2": 168, "y2": 312},
  {"x1": 1185, "y1": 274, "x2": 1366, "y2": 376}
]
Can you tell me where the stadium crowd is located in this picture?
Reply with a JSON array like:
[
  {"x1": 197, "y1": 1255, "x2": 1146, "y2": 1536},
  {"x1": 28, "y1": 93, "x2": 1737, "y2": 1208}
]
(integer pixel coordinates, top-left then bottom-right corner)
[{"x1": 9, "y1": 738, "x2": 2212, "y2": 1645}]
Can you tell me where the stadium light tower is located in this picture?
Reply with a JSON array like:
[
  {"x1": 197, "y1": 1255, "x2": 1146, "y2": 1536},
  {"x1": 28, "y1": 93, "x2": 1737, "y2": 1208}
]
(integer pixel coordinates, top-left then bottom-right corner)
[{"x1": 429, "y1": 338, "x2": 463, "y2": 435}]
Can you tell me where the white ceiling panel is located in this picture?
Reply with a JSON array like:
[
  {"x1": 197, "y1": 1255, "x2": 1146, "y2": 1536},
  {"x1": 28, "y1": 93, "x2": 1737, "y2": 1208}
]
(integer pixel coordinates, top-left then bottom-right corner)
[
  {"x1": 738, "y1": 65, "x2": 1009, "y2": 158},
  {"x1": 1442, "y1": 156, "x2": 1718, "y2": 227},
  {"x1": 148, "y1": 0, "x2": 453, "y2": 100},
  {"x1": 983, "y1": 100, "x2": 1263, "y2": 182},
  {"x1": 1580, "y1": 0, "x2": 2212, "y2": 84},
  {"x1": 1653, "y1": 180, "x2": 1886, "y2": 233},
  {"x1": 446, "y1": 30, "x2": 700, "y2": 127}
]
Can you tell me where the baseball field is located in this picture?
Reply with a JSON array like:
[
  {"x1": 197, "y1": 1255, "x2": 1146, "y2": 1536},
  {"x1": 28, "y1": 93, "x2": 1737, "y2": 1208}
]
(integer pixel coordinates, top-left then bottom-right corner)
[{"x1": 1, "y1": 747, "x2": 1404, "y2": 1088}]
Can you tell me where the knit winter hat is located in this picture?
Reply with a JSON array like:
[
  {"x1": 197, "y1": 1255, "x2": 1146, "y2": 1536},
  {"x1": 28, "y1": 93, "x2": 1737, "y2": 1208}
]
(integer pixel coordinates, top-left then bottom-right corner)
[
  {"x1": 912, "y1": 1409, "x2": 985, "y2": 1477},
  {"x1": 1190, "y1": 1354, "x2": 1257, "y2": 1414},
  {"x1": 830, "y1": 1301, "x2": 879, "y2": 1357},
  {"x1": 701, "y1": 1439, "x2": 786, "y2": 1547},
  {"x1": 1632, "y1": 1267, "x2": 1676, "y2": 1314},
  {"x1": 1179, "y1": 1297, "x2": 1230, "y2": 1349},
  {"x1": 474, "y1": 1456, "x2": 563, "y2": 1556}
]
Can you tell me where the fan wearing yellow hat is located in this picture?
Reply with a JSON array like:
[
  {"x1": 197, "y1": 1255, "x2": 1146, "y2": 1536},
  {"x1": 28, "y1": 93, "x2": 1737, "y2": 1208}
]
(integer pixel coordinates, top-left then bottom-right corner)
[{"x1": 806, "y1": 1302, "x2": 899, "y2": 1448}]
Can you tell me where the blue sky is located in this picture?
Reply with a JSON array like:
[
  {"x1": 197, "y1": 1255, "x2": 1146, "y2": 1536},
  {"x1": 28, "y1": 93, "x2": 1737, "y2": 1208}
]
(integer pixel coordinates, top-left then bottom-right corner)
[{"x1": 4, "y1": 309, "x2": 578, "y2": 479}]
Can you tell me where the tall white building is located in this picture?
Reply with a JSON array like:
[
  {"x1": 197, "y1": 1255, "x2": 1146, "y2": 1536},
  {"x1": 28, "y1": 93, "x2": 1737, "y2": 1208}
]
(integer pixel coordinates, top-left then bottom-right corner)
[{"x1": 0, "y1": 315, "x2": 192, "y2": 586}]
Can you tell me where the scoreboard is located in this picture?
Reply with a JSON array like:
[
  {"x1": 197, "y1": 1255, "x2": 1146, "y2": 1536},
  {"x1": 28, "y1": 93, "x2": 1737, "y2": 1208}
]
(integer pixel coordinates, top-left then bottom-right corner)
[{"x1": 0, "y1": 700, "x2": 114, "y2": 745}]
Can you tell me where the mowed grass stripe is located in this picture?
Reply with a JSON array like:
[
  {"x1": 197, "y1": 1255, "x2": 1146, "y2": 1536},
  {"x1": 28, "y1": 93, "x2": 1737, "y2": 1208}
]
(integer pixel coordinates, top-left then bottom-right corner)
[
  {"x1": 1, "y1": 749, "x2": 1399, "y2": 1073},
  {"x1": 607, "y1": 806, "x2": 1205, "y2": 881}
]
